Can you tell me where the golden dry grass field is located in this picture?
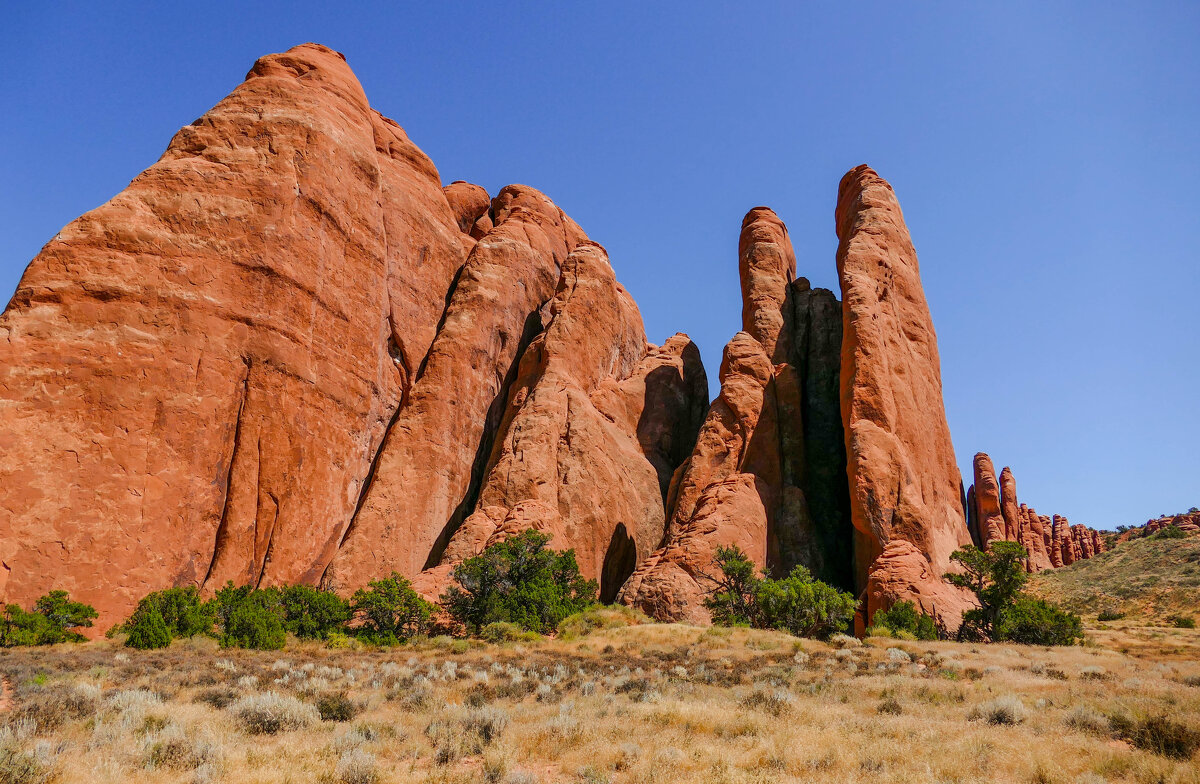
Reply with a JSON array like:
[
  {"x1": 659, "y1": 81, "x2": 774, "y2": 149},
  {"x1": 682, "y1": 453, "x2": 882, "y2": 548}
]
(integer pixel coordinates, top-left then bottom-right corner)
[{"x1": 1, "y1": 614, "x2": 1198, "y2": 784}]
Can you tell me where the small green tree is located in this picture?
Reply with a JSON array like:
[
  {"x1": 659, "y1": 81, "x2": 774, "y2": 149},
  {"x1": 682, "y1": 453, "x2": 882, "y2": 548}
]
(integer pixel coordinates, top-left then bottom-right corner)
[
  {"x1": 125, "y1": 602, "x2": 172, "y2": 650},
  {"x1": 995, "y1": 596, "x2": 1083, "y2": 645},
  {"x1": 871, "y1": 600, "x2": 939, "y2": 640},
  {"x1": 704, "y1": 545, "x2": 858, "y2": 640},
  {"x1": 945, "y1": 542, "x2": 1028, "y2": 640},
  {"x1": 1154, "y1": 525, "x2": 1187, "y2": 540},
  {"x1": 0, "y1": 604, "x2": 54, "y2": 647},
  {"x1": 221, "y1": 589, "x2": 286, "y2": 650},
  {"x1": 441, "y1": 530, "x2": 597, "y2": 634},
  {"x1": 703, "y1": 545, "x2": 761, "y2": 627},
  {"x1": 122, "y1": 586, "x2": 214, "y2": 648},
  {"x1": 351, "y1": 573, "x2": 434, "y2": 643},
  {"x1": 32, "y1": 590, "x2": 98, "y2": 643},
  {"x1": 755, "y1": 565, "x2": 858, "y2": 638},
  {"x1": 281, "y1": 585, "x2": 351, "y2": 640}
]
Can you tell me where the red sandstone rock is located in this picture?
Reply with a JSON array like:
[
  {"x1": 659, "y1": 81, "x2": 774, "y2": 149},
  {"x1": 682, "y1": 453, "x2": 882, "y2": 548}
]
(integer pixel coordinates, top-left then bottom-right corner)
[
  {"x1": 0, "y1": 44, "x2": 474, "y2": 631},
  {"x1": 323, "y1": 184, "x2": 587, "y2": 592},
  {"x1": 972, "y1": 454, "x2": 1005, "y2": 548},
  {"x1": 420, "y1": 243, "x2": 707, "y2": 602},
  {"x1": 999, "y1": 467, "x2": 1021, "y2": 544},
  {"x1": 835, "y1": 166, "x2": 972, "y2": 628},
  {"x1": 443, "y1": 181, "x2": 491, "y2": 235},
  {"x1": 620, "y1": 331, "x2": 776, "y2": 623}
]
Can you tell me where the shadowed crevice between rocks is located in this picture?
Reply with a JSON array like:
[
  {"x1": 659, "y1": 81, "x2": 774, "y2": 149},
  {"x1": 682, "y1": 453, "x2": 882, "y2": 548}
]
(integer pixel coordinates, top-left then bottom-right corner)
[{"x1": 422, "y1": 306, "x2": 548, "y2": 570}]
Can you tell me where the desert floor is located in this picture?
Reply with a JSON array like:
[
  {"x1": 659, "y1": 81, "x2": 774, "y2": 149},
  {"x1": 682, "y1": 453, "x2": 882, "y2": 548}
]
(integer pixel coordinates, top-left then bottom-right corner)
[{"x1": 1, "y1": 619, "x2": 1197, "y2": 784}]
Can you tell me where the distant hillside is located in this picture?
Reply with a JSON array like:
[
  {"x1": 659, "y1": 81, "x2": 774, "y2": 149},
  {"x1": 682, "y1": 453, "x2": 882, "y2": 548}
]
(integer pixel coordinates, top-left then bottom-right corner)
[{"x1": 1030, "y1": 530, "x2": 1200, "y2": 621}]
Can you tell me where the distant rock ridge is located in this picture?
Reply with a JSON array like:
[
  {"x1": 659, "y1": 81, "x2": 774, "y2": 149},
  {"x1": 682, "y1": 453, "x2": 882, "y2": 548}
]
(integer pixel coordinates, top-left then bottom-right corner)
[
  {"x1": 0, "y1": 43, "x2": 1125, "y2": 634},
  {"x1": 965, "y1": 453, "x2": 1106, "y2": 572}
]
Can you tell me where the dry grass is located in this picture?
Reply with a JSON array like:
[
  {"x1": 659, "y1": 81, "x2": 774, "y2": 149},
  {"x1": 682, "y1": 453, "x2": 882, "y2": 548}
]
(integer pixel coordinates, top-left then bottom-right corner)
[
  {"x1": 0, "y1": 621, "x2": 1197, "y2": 783},
  {"x1": 1030, "y1": 532, "x2": 1200, "y2": 623}
]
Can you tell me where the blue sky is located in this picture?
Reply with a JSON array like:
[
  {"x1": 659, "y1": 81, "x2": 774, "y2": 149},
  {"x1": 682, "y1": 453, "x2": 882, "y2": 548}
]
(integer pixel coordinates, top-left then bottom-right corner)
[{"x1": 3, "y1": 2, "x2": 1197, "y2": 530}]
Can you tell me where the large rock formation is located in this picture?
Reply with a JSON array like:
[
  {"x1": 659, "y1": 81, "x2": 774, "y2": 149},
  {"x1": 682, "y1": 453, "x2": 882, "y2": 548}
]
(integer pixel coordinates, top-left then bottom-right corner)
[
  {"x1": 620, "y1": 207, "x2": 854, "y2": 623},
  {"x1": 0, "y1": 44, "x2": 708, "y2": 631},
  {"x1": 0, "y1": 44, "x2": 478, "y2": 625},
  {"x1": 834, "y1": 166, "x2": 973, "y2": 627},
  {"x1": 1, "y1": 43, "x2": 1127, "y2": 635}
]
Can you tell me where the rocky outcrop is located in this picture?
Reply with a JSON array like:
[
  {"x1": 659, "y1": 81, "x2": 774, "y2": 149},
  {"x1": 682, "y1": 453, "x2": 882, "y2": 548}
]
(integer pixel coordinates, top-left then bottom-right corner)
[
  {"x1": 414, "y1": 243, "x2": 707, "y2": 602},
  {"x1": 0, "y1": 44, "x2": 475, "y2": 627},
  {"x1": 621, "y1": 206, "x2": 854, "y2": 622},
  {"x1": 835, "y1": 166, "x2": 972, "y2": 628},
  {"x1": 971, "y1": 454, "x2": 1006, "y2": 548},
  {"x1": 322, "y1": 184, "x2": 586, "y2": 591},
  {"x1": 965, "y1": 456, "x2": 1103, "y2": 572},
  {"x1": 0, "y1": 44, "x2": 707, "y2": 632}
]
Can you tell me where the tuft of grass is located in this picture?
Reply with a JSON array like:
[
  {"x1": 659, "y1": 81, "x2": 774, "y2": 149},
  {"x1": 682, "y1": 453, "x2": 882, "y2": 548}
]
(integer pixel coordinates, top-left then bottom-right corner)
[
  {"x1": 334, "y1": 748, "x2": 379, "y2": 784},
  {"x1": 557, "y1": 605, "x2": 650, "y2": 640},
  {"x1": 968, "y1": 695, "x2": 1028, "y2": 725},
  {"x1": 1110, "y1": 714, "x2": 1200, "y2": 760},
  {"x1": 228, "y1": 692, "x2": 318, "y2": 734}
]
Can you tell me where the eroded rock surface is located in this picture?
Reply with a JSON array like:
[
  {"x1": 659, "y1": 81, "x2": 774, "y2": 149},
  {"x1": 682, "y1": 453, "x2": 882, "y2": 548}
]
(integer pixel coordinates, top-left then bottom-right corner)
[
  {"x1": 0, "y1": 44, "x2": 474, "y2": 627},
  {"x1": 835, "y1": 166, "x2": 972, "y2": 627}
]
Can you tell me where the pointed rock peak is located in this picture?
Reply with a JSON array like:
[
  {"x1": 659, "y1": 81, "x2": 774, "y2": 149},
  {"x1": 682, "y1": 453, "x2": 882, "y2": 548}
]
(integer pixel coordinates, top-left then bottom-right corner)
[
  {"x1": 835, "y1": 164, "x2": 900, "y2": 240},
  {"x1": 738, "y1": 207, "x2": 796, "y2": 362},
  {"x1": 245, "y1": 43, "x2": 368, "y2": 109}
]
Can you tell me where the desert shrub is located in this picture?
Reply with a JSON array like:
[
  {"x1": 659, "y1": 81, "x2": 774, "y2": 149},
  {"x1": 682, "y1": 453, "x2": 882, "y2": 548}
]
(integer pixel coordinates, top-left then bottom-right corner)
[
  {"x1": 124, "y1": 602, "x2": 172, "y2": 650},
  {"x1": 0, "y1": 590, "x2": 97, "y2": 647},
  {"x1": 479, "y1": 621, "x2": 539, "y2": 644},
  {"x1": 281, "y1": 585, "x2": 350, "y2": 640},
  {"x1": 704, "y1": 546, "x2": 857, "y2": 639},
  {"x1": 995, "y1": 596, "x2": 1084, "y2": 646},
  {"x1": 11, "y1": 683, "x2": 98, "y2": 732},
  {"x1": 215, "y1": 585, "x2": 286, "y2": 650},
  {"x1": 317, "y1": 692, "x2": 360, "y2": 722},
  {"x1": 145, "y1": 586, "x2": 214, "y2": 639},
  {"x1": 871, "y1": 600, "x2": 938, "y2": 641},
  {"x1": 1065, "y1": 705, "x2": 1108, "y2": 734},
  {"x1": 968, "y1": 695, "x2": 1028, "y2": 725},
  {"x1": 229, "y1": 692, "x2": 318, "y2": 734},
  {"x1": 146, "y1": 731, "x2": 220, "y2": 771},
  {"x1": 350, "y1": 572, "x2": 434, "y2": 644},
  {"x1": 740, "y1": 686, "x2": 793, "y2": 716},
  {"x1": 0, "y1": 737, "x2": 54, "y2": 784},
  {"x1": 442, "y1": 530, "x2": 597, "y2": 635},
  {"x1": 1097, "y1": 608, "x2": 1124, "y2": 622},
  {"x1": 193, "y1": 687, "x2": 240, "y2": 709},
  {"x1": 1153, "y1": 525, "x2": 1187, "y2": 540},
  {"x1": 1110, "y1": 714, "x2": 1200, "y2": 760},
  {"x1": 1169, "y1": 614, "x2": 1196, "y2": 629},
  {"x1": 335, "y1": 748, "x2": 379, "y2": 784},
  {"x1": 877, "y1": 697, "x2": 903, "y2": 715}
]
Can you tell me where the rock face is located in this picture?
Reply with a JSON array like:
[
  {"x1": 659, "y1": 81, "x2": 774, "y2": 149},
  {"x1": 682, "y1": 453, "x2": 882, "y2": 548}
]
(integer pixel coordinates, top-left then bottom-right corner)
[
  {"x1": 970, "y1": 454, "x2": 1006, "y2": 548},
  {"x1": 834, "y1": 166, "x2": 972, "y2": 627},
  {"x1": 0, "y1": 44, "x2": 708, "y2": 632},
  {"x1": 0, "y1": 44, "x2": 476, "y2": 626},
  {"x1": 414, "y1": 242, "x2": 708, "y2": 602}
]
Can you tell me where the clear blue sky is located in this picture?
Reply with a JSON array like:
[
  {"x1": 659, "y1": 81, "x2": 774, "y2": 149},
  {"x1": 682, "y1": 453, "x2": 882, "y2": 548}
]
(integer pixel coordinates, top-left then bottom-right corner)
[{"x1": 3, "y1": 2, "x2": 1197, "y2": 530}]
